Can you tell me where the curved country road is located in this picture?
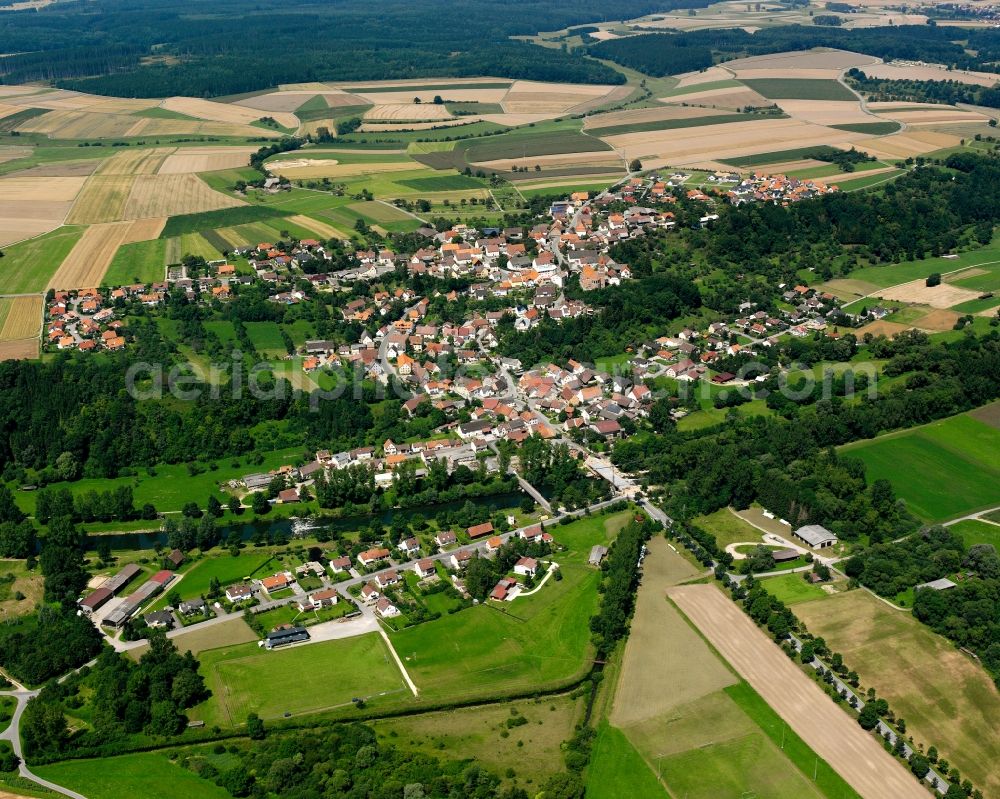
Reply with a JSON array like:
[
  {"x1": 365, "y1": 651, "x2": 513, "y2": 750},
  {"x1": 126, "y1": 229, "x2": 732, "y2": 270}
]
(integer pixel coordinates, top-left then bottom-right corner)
[{"x1": 0, "y1": 674, "x2": 87, "y2": 799}]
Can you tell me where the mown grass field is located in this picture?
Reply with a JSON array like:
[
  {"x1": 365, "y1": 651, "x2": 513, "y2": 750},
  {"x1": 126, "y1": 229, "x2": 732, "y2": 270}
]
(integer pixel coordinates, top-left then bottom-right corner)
[
  {"x1": 245, "y1": 321, "x2": 287, "y2": 354},
  {"x1": 35, "y1": 753, "x2": 230, "y2": 799},
  {"x1": 796, "y1": 589, "x2": 1000, "y2": 798},
  {"x1": 587, "y1": 722, "x2": 670, "y2": 799},
  {"x1": 102, "y1": 238, "x2": 166, "y2": 285},
  {"x1": 840, "y1": 410, "x2": 1000, "y2": 521},
  {"x1": 0, "y1": 226, "x2": 85, "y2": 293},
  {"x1": 168, "y1": 552, "x2": 277, "y2": 601},
  {"x1": 193, "y1": 633, "x2": 407, "y2": 726},
  {"x1": 375, "y1": 696, "x2": 582, "y2": 785}
]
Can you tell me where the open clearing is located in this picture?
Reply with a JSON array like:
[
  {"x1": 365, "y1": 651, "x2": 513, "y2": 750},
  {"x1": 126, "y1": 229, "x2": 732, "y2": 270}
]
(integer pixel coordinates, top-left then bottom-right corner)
[
  {"x1": 840, "y1": 410, "x2": 1000, "y2": 521},
  {"x1": 0, "y1": 296, "x2": 41, "y2": 340},
  {"x1": 669, "y1": 583, "x2": 928, "y2": 799},
  {"x1": 796, "y1": 589, "x2": 1000, "y2": 797},
  {"x1": 193, "y1": 632, "x2": 407, "y2": 726}
]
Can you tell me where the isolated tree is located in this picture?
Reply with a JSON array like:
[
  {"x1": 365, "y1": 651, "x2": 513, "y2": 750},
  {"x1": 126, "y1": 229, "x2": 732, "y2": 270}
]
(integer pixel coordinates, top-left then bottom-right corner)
[
  {"x1": 247, "y1": 712, "x2": 265, "y2": 740},
  {"x1": 628, "y1": 158, "x2": 642, "y2": 172},
  {"x1": 251, "y1": 492, "x2": 270, "y2": 515}
]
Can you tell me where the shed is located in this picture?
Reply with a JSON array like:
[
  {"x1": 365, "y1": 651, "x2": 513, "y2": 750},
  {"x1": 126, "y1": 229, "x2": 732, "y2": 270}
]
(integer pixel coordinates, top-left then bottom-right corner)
[{"x1": 793, "y1": 524, "x2": 838, "y2": 549}]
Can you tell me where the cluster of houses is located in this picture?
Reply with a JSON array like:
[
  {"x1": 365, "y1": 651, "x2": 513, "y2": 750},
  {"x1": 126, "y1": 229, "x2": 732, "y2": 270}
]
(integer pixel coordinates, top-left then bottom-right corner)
[
  {"x1": 78, "y1": 563, "x2": 176, "y2": 629},
  {"x1": 47, "y1": 289, "x2": 129, "y2": 352}
]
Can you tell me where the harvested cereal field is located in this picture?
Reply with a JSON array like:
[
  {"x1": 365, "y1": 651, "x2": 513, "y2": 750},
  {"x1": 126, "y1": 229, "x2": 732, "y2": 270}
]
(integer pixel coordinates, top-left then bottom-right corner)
[
  {"x1": 47, "y1": 221, "x2": 142, "y2": 289},
  {"x1": 285, "y1": 214, "x2": 346, "y2": 240},
  {"x1": 123, "y1": 174, "x2": 245, "y2": 220},
  {"x1": 0, "y1": 175, "x2": 86, "y2": 243},
  {"x1": 157, "y1": 147, "x2": 256, "y2": 175},
  {"x1": 601, "y1": 118, "x2": 865, "y2": 166},
  {"x1": 776, "y1": 99, "x2": 872, "y2": 125},
  {"x1": 96, "y1": 147, "x2": 175, "y2": 176},
  {"x1": 662, "y1": 85, "x2": 769, "y2": 109},
  {"x1": 669, "y1": 584, "x2": 928, "y2": 799},
  {"x1": 501, "y1": 80, "x2": 619, "y2": 114},
  {"x1": 65, "y1": 175, "x2": 136, "y2": 224},
  {"x1": 160, "y1": 97, "x2": 298, "y2": 129},
  {"x1": 364, "y1": 103, "x2": 453, "y2": 121},
  {"x1": 875, "y1": 278, "x2": 981, "y2": 308},
  {"x1": 0, "y1": 338, "x2": 38, "y2": 359},
  {"x1": 860, "y1": 63, "x2": 1000, "y2": 87},
  {"x1": 855, "y1": 129, "x2": 959, "y2": 158},
  {"x1": 0, "y1": 295, "x2": 42, "y2": 340},
  {"x1": 610, "y1": 539, "x2": 725, "y2": 728}
]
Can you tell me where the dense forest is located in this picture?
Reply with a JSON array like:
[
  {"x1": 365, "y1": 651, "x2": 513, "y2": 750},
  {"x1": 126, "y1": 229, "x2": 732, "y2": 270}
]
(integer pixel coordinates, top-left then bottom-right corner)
[
  {"x1": 0, "y1": 0, "x2": 719, "y2": 96},
  {"x1": 591, "y1": 24, "x2": 1000, "y2": 77},
  {"x1": 846, "y1": 69, "x2": 1000, "y2": 109}
]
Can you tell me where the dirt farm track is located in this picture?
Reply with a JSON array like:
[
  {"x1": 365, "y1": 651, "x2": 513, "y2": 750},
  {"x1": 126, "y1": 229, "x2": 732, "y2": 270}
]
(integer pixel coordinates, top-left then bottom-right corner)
[{"x1": 668, "y1": 584, "x2": 928, "y2": 799}]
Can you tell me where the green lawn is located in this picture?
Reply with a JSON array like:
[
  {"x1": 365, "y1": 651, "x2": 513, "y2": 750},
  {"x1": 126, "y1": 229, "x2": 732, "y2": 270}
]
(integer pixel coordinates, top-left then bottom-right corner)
[
  {"x1": 760, "y1": 572, "x2": 830, "y2": 605},
  {"x1": 840, "y1": 411, "x2": 1000, "y2": 521},
  {"x1": 193, "y1": 633, "x2": 407, "y2": 726},
  {"x1": 102, "y1": 238, "x2": 166, "y2": 285},
  {"x1": 742, "y1": 79, "x2": 856, "y2": 101},
  {"x1": 34, "y1": 752, "x2": 230, "y2": 799},
  {"x1": 587, "y1": 722, "x2": 670, "y2": 798},
  {"x1": 0, "y1": 226, "x2": 85, "y2": 294}
]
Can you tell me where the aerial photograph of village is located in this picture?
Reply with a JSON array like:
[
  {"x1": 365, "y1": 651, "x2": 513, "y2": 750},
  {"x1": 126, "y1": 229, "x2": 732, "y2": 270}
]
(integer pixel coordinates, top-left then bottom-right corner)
[{"x1": 0, "y1": 0, "x2": 998, "y2": 796}]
